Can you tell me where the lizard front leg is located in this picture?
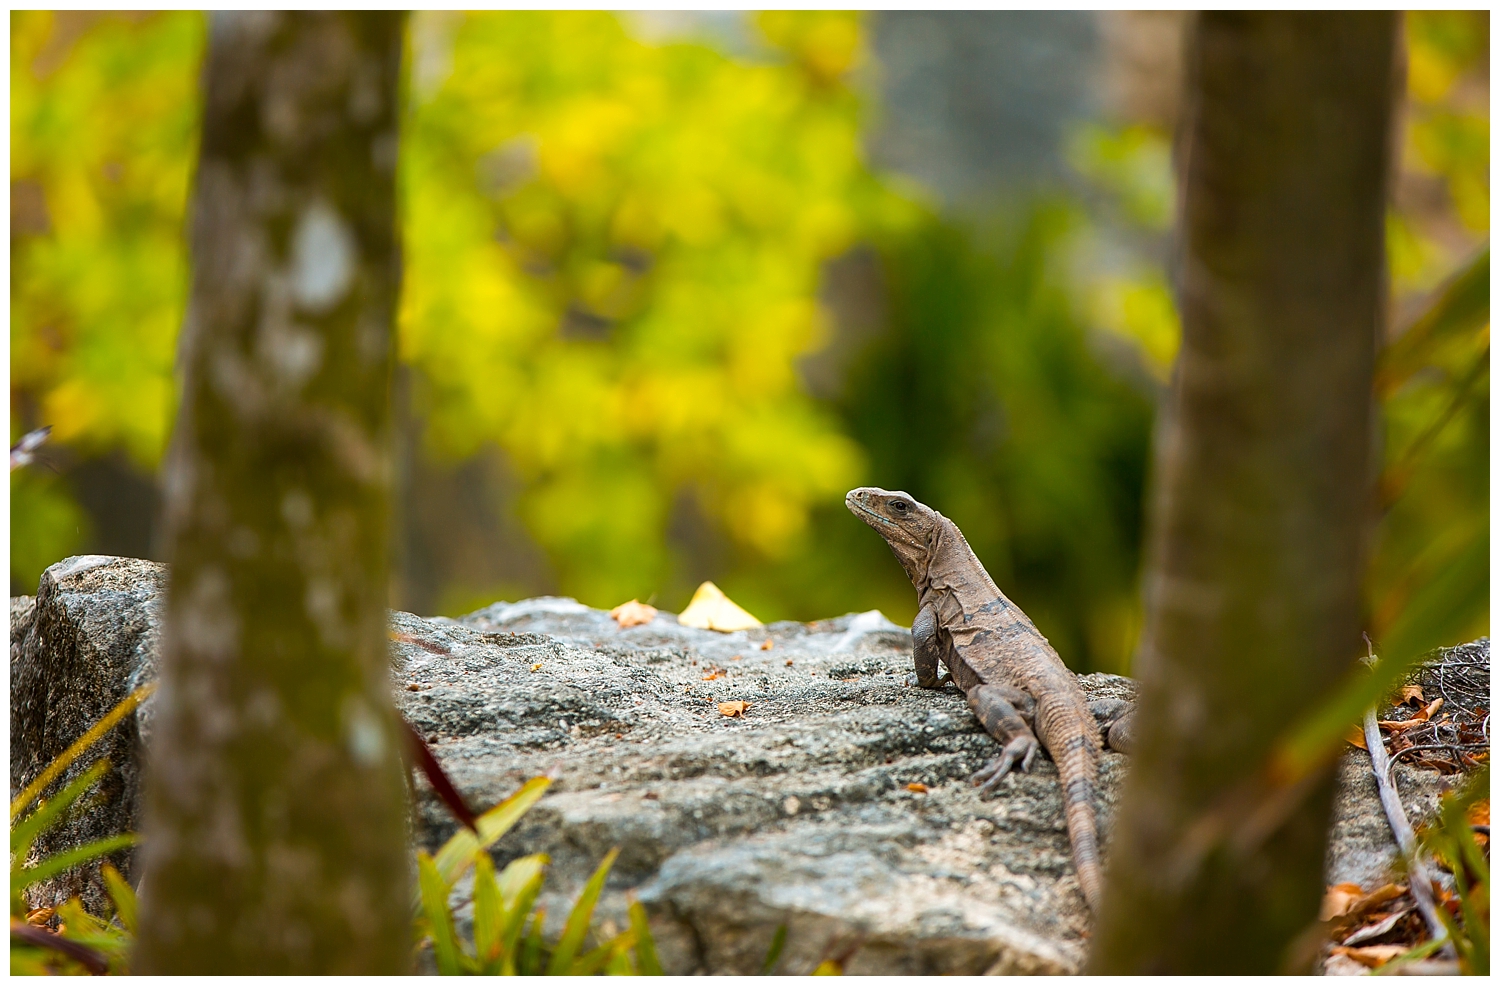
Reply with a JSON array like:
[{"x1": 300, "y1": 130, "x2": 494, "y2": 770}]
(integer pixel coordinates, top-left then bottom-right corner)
[
  {"x1": 967, "y1": 684, "x2": 1041, "y2": 797},
  {"x1": 908, "y1": 602, "x2": 953, "y2": 689}
]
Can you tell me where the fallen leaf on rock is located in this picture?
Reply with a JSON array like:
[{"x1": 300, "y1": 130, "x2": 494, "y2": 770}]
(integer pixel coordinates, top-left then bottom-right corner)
[
  {"x1": 702, "y1": 670, "x2": 725, "y2": 681},
  {"x1": 760, "y1": 640, "x2": 774, "y2": 651},
  {"x1": 1398, "y1": 684, "x2": 1425, "y2": 706},
  {"x1": 677, "y1": 581, "x2": 762, "y2": 632},
  {"x1": 1467, "y1": 799, "x2": 1489, "y2": 827},
  {"x1": 610, "y1": 599, "x2": 658, "y2": 628},
  {"x1": 1322, "y1": 883, "x2": 1367, "y2": 922},
  {"x1": 1345, "y1": 726, "x2": 1367, "y2": 750},
  {"x1": 1340, "y1": 907, "x2": 1412, "y2": 946},
  {"x1": 531, "y1": 663, "x2": 542, "y2": 672},
  {"x1": 906, "y1": 782, "x2": 928, "y2": 793},
  {"x1": 1331, "y1": 944, "x2": 1408, "y2": 968},
  {"x1": 718, "y1": 701, "x2": 750, "y2": 718}
]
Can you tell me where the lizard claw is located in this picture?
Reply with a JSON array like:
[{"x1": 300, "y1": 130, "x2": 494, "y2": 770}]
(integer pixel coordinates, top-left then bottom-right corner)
[
  {"x1": 970, "y1": 735, "x2": 1039, "y2": 798},
  {"x1": 906, "y1": 671, "x2": 955, "y2": 689}
]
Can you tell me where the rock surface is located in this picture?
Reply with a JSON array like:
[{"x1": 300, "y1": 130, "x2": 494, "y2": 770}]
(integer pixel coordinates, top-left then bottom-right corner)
[{"x1": 10, "y1": 555, "x2": 1477, "y2": 974}]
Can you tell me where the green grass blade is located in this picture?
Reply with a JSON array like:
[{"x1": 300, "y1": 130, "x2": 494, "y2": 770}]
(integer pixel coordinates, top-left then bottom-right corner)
[
  {"x1": 12, "y1": 833, "x2": 138, "y2": 895},
  {"x1": 497, "y1": 852, "x2": 549, "y2": 911},
  {"x1": 572, "y1": 930, "x2": 634, "y2": 975},
  {"x1": 547, "y1": 847, "x2": 619, "y2": 974},
  {"x1": 472, "y1": 851, "x2": 502, "y2": 969},
  {"x1": 761, "y1": 923, "x2": 788, "y2": 975},
  {"x1": 11, "y1": 683, "x2": 155, "y2": 822},
  {"x1": 1377, "y1": 247, "x2": 1489, "y2": 396},
  {"x1": 432, "y1": 776, "x2": 551, "y2": 888},
  {"x1": 416, "y1": 850, "x2": 465, "y2": 976},
  {"x1": 500, "y1": 860, "x2": 548, "y2": 961},
  {"x1": 520, "y1": 906, "x2": 546, "y2": 975},
  {"x1": 607, "y1": 947, "x2": 635, "y2": 975},
  {"x1": 10, "y1": 760, "x2": 110, "y2": 860},
  {"x1": 100, "y1": 862, "x2": 137, "y2": 935},
  {"x1": 629, "y1": 897, "x2": 664, "y2": 975}
]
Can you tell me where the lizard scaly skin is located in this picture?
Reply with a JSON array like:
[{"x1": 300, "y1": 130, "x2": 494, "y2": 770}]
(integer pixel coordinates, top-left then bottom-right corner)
[{"x1": 846, "y1": 486, "x2": 1132, "y2": 913}]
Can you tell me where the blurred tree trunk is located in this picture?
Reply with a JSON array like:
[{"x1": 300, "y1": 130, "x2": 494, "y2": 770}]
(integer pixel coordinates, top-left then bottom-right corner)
[
  {"x1": 136, "y1": 12, "x2": 410, "y2": 974},
  {"x1": 1091, "y1": 12, "x2": 1396, "y2": 974}
]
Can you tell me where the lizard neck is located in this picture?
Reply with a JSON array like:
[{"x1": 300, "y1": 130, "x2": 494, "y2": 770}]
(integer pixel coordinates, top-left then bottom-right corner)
[{"x1": 926, "y1": 517, "x2": 1002, "y2": 603}]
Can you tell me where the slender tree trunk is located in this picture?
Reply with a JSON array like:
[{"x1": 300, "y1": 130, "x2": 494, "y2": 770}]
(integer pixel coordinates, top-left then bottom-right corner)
[
  {"x1": 137, "y1": 12, "x2": 410, "y2": 973},
  {"x1": 1090, "y1": 13, "x2": 1396, "y2": 974}
]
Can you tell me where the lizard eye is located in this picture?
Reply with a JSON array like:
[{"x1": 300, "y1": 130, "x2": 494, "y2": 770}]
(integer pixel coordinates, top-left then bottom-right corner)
[{"x1": 891, "y1": 500, "x2": 909, "y2": 513}]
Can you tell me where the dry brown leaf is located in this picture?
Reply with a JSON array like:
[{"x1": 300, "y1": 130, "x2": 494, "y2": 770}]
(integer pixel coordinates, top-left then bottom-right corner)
[
  {"x1": 1321, "y1": 883, "x2": 1367, "y2": 922},
  {"x1": 718, "y1": 701, "x2": 750, "y2": 718},
  {"x1": 610, "y1": 599, "x2": 658, "y2": 628},
  {"x1": 1331, "y1": 944, "x2": 1408, "y2": 968},
  {"x1": 760, "y1": 640, "x2": 774, "y2": 651},
  {"x1": 1340, "y1": 907, "x2": 1412, "y2": 947},
  {"x1": 25, "y1": 907, "x2": 55, "y2": 927},
  {"x1": 906, "y1": 782, "x2": 928, "y2": 793},
  {"x1": 701, "y1": 670, "x2": 725, "y2": 681},
  {"x1": 530, "y1": 663, "x2": 542, "y2": 672},
  {"x1": 1420, "y1": 697, "x2": 1444, "y2": 720},
  {"x1": 677, "y1": 581, "x2": 763, "y2": 632},
  {"x1": 1345, "y1": 726, "x2": 1368, "y2": 750},
  {"x1": 1398, "y1": 684, "x2": 1425, "y2": 706},
  {"x1": 1467, "y1": 799, "x2": 1489, "y2": 827}
]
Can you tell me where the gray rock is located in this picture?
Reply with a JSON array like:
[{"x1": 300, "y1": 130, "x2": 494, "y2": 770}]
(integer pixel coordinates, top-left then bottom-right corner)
[{"x1": 11, "y1": 555, "x2": 1478, "y2": 973}]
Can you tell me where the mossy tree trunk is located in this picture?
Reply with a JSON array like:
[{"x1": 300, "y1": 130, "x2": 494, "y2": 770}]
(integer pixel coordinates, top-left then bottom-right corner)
[
  {"x1": 136, "y1": 12, "x2": 410, "y2": 973},
  {"x1": 1090, "y1": 12, "x2": 1396, "y2": 974}
]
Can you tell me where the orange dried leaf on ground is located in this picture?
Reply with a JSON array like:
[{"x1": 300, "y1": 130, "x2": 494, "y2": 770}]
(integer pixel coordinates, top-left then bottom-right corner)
[
  {"x1": 1346, "y1": 726, "x2": 1368, "y2": 750},
  {"x1": 610, "y1": 599, "x2": 658, "y2": 628},
  {"x1": 760, "y1": 640, "x2": 774, "y2": 651},
  {"x1": 701, "y1": 670, "x2": 725, "y2": 681},
  {"x1": 1466, "y1": 799, "x2": 1489, "y2": 827},
  {"x1": 677, "y1": 581, "x2": 763, "y2": 632},
  {"x1": 1331, "y1": 944, "x2": 1409, "y2": 968},
  {"x1": 1398, "y1": 684, "x2": 1425, "y2": 706},
  {"x1": 718, "y1": 701, "x2": 750, "y2": 718},
  {"x1": 906, "y1": 782, "x2": 928, "y2": 793},
  {"x1": 1419, "y1": 697, "x2": 1444, "y2": 720},
  {"x1": 1322, "y1": 883, "x2": 1367, "y2": 922}
]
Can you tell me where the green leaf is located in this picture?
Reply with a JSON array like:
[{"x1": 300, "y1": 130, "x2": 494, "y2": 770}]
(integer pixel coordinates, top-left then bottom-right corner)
[
  {"x1": 416, "y1": 850, "x2": 466, "y2": 976},
  {"x1": 472, "y1": 851, "x2": 503, "y2": 971},
  {"x1": 100, "y1": 863, "x2": 137, "y2": 936},
  {"x1": 11, "y1": 683, "x2": 155, "y2": 822},
  {"x1": 572, "y1": 929, "x2": 634, "y2": 975},
  {"x1": 547, "y1": 846, "x2": 619, "y2": 975},
  {"x1": 10, "y1": 759, "x2": 110, "y2": 861},
  {"x1": 606, "y1": 947, "x2": 635, "y2": 975},
  {"x1": 520, "y1": 906, "x2": 546, "y2": 975},
  {"x1": 629, "y1": 897, "x2": 664, "y2": 975},
  {"x1": 1276, "y1": 535, "x2": 1488, "y2": 776},
  {"x1": 761, "y1": 923, "x2": 788, "y2": 975},
  {"x1": 432, "y1": 776, "x2": 551, "y2": 889},
  {"x1": 12, "y1": 833, "x2": 139, "y2": 896},
  {"x1": 1378, "y1": 247, "x2": 1489, "y2": 396},
  {"x1": 500, "y1": 856, "x2": 549, "y2": 965},
  {"x1": 497, "y1": 852, "x2": 549, "y2": 911}
]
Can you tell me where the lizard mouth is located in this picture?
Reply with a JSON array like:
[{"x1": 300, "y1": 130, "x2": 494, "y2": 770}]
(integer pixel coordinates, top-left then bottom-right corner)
[{"x1": 845, "y1": 494, "x2": 925, "y2": 549}]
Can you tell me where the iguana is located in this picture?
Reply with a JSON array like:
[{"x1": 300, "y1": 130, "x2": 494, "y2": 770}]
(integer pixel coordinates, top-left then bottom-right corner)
[{"x1": 846, "y1": 486, "x2": 1134, "y2": 913}]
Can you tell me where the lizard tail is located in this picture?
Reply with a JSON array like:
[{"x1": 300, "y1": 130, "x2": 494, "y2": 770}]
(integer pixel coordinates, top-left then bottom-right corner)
[{"x1": 1053, "y1": 727, "x2": 1105, "y2": 913}]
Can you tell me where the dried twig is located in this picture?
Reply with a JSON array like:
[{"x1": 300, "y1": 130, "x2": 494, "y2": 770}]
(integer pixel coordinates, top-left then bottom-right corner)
[{"x1": 1359, "y1": 645, "x2": 1451, "y2": 955}]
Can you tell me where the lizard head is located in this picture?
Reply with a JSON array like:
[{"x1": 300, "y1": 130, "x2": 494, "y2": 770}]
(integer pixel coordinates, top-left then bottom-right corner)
[{"x1": 845, "y1": 487, "x2": 941, "y2": 570}]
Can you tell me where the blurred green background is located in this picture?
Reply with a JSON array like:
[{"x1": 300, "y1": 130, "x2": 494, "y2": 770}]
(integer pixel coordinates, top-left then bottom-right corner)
[{"x1": 10, "y1": 12, "x2": 1488, "y2": 674}]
